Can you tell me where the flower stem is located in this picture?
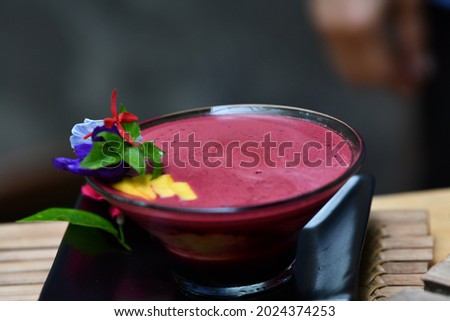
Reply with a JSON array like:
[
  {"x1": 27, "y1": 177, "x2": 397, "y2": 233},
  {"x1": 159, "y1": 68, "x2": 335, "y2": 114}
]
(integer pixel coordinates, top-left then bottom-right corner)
[{"x1": 117, "y1": 217, "x2": 131, "y2": 251}]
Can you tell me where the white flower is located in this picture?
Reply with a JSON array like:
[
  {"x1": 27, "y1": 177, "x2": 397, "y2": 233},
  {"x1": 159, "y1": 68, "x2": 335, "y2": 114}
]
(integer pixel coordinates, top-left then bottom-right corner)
[{"x1": 69, "y1": 118, "x2": 105, "y2": 148}]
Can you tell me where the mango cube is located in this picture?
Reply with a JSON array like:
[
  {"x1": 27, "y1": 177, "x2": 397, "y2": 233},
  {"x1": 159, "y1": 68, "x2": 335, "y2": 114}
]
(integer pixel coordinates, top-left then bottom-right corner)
[
  {"x1": 113, "y1": 175, "x2": 156, "y2": 200},
  {"x1": 149, "y1": 174, "x2": 176, "y2": 198},
  {"x1": 170, "y1": 182, "x2": 198, "y2": 201}
]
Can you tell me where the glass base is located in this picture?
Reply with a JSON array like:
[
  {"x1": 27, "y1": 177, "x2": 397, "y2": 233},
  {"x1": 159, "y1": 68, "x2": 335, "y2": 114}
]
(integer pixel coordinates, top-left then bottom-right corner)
[{"x1": 173, "y1": 261, "x2": 295, "y2": 299}]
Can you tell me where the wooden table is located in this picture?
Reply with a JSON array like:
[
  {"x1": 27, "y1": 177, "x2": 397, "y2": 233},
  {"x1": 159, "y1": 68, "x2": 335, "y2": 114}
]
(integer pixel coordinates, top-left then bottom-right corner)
[
  {"x1": 0, "y1": 221, "x2": 67, "y2": 300},
  {"x1": 372, "y1": 188, "x2": 450, "y2": 265},
  {"x1": 1, "y1": 188, "x2": 450, "y2": 300}
]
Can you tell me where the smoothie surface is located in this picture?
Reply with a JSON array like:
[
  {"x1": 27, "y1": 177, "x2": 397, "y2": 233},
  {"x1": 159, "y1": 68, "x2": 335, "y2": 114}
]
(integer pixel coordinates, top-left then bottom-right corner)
[{"x1": 140, "y1": 114, "x2": 352, "y2": 208}]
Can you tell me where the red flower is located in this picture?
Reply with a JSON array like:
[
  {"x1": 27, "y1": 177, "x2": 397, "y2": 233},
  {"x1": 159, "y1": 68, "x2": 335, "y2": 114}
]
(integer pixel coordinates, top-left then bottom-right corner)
[
  {"x1": 103, "y1": 88, "x2": 138, "y2": 143},
  {"x1": 80, "y1": 184, "x2": 104, "y2": 201}
]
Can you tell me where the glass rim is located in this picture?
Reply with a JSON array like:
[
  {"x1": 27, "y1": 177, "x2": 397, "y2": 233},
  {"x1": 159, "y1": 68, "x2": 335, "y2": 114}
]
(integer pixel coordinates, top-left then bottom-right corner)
[{"x1": 87, "y1": 104, "x2": 365, "y2": 214}]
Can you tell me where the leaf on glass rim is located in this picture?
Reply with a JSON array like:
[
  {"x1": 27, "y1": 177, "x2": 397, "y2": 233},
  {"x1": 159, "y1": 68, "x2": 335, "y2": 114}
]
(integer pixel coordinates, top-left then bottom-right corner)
[
  {"x1": 142, "y1": 141, "x2": 164, "y2": 160},
  {"x1": 142, "y1": 142, "x2": 165, "y2": 178},
  {"x1": 120, "y1": 103, "x2": 141, "y2": 142},
  {"x1": 17, "y1": 208, "x2": 131, "y2": 251},
  {"x1": 123, "y1": 145, "x2": 146, "y2": 176},
  {"x1": 122, "y1": 121, "x2": 141, "y2": 142},
  {"x1": 151, "y1": 161, "x2": 163, "y2": 179},
  {"x1": 79, "y1": 141, "x2": 123, "y2": 169}
]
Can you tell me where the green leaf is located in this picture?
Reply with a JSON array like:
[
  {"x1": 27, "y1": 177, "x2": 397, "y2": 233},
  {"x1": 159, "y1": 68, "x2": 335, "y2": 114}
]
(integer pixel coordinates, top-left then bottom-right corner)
[
  {"x1": 18, "y1": 208, "x2": 118, "y2": 235},
  {"x1": 152, "y1": 161, "x2": 163, "y2": 179},
  {"x1": 142, "y1": 142, "x2": 164, "y2": 179},
  {"x1": 122, "y1": 121, "x2": 141, "y2": 142},
  {"x1": 123, "y1": 145, "x2": 145, "y2": 176},
  {"x1": 142, "y1": 141, "x2": 165, "y2": 160},
  {"x1": 120, "y1": 103, "x2": 141, "y2": 142},
  {"x1": 95, "y1": 131, "x2": 124, "y2": 143},
  {"x1": 17, "y1": 208, "x2": 131, "y2": 251},
  {"x1": 79, "y1": 141, "x2": 123, "y2": 169},
  {"x1": 119, "y1": 103, "x2": 127, "y2": 113}
]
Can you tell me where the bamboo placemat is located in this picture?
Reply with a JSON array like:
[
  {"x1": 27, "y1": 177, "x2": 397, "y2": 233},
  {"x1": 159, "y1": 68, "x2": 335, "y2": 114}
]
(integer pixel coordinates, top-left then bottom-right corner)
[
  {"x1": 359, "y1": 209, "x2": 434, "y2": 300},
  {"x1": 0, "y1": 222, "x2": 67, "y2": 300}
]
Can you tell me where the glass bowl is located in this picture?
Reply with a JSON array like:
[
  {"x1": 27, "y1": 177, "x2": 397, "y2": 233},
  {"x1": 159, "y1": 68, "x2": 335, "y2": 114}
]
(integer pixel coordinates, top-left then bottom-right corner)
[{"x1": 87, "y1": 104, "x2": 365, "y2": 298}]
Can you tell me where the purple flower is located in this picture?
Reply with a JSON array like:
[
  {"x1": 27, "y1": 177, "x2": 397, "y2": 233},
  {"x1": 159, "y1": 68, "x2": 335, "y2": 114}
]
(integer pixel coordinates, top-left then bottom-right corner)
[
  {"x1": 54, "y1": 126, "x2": 129, "y2": 182},
  {"x1": 91, "y1": 125, "x2": 121, "y2": 142},
  {"x1": 70, "y1": 118, "x2": 105, "y2": 148}
]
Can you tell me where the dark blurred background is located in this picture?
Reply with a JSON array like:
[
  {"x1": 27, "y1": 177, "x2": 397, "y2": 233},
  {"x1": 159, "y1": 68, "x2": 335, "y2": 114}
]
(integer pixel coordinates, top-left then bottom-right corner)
[{"x1": 0, "y1": 0, "x2": 425, "y2": 221}]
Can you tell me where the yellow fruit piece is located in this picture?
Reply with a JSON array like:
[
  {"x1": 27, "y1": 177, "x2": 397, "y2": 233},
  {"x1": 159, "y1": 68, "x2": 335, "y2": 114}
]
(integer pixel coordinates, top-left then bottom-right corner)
[
  {"x1": 112, "y1": 173, "x2": 197, "y2": 202},
  {"x1": 130, "y1": 175, "x2": 157, "y2": 199},
  {"x1": 170, "y1": 182, "x2": 198, "y2": 201},
  {"x1": 149, "y1": 174, "x2": 176, "y2": 198},
  {"x1": 113, "y1": 175, "x2": 156, "y2": 200}
]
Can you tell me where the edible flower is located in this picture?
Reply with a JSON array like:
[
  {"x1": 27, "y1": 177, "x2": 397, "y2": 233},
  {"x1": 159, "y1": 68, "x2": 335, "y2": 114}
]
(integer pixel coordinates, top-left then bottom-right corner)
[
  {"x1": 70, "y1": 118, "x2": 104, "y2": 148},
  {"x1": 17, "y1": 89, "x2": 196, "y2": 252},
  {"x1": 54, "y1": 126, "x2": 129, "y2": 182},
  {"x1": 17, "y1": 89, "x2": 165, "y2": 251},
  {"x1": 101, "y1": 88, "x2": 138, "y2": 143},
  {"x1": 54, "y1": 90, "x2": 162, "y2": 181}
]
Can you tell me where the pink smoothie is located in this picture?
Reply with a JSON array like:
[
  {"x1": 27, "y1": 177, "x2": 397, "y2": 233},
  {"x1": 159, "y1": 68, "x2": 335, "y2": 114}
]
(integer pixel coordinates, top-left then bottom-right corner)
[{"x1": 142, "y1": 114, "x2": 353, "y2": 208}]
